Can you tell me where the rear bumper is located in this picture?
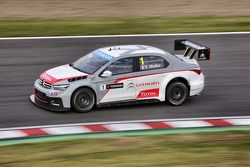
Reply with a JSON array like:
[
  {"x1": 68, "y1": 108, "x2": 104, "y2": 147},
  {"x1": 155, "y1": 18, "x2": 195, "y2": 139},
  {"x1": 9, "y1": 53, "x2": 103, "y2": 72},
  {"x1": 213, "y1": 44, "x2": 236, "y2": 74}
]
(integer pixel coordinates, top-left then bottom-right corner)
[
  {"x1": 190, "y1": 84, "x2": 204, "y2": 96},
  {"x1": 30, "y1": 92, "x2": 69, "y2": 112},
  {"x1": 189, "y1": 73, "x2": 205, "y2": 96}
]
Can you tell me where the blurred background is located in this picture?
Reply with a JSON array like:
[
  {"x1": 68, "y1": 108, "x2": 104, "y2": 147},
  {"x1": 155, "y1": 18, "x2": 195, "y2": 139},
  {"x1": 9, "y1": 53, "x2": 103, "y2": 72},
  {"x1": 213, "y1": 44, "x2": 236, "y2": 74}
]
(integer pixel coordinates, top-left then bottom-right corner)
[
  {"x1": 0, "y1": 0, "x2": 250, "y2": 18},
  {"x1": 0, "y1": 0, "x2": 250, "y2": 36}
]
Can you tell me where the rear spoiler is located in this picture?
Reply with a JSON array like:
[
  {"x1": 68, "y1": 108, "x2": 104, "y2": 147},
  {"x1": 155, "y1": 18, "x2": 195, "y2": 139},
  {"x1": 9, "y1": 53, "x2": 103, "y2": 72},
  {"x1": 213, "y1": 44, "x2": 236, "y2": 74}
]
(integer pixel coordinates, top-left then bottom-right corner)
[{"x1": 174, "y1": 39, "x2": 210, "y2": 61}]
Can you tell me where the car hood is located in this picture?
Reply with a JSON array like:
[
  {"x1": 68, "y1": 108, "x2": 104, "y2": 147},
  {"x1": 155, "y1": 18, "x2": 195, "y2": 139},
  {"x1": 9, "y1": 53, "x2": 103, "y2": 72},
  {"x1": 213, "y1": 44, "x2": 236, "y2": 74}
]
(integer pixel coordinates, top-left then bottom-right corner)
[{"x1": 40, "y1": 64, "x2": 88, "y2": 84}]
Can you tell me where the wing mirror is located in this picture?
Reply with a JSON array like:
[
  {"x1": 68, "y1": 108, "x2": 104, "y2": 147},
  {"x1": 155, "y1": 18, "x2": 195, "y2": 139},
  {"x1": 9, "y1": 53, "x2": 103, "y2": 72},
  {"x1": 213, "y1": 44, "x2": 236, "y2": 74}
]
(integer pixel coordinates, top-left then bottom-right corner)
[{"x1": 101, "y1": 70, "x2": 112, "y2": 77}]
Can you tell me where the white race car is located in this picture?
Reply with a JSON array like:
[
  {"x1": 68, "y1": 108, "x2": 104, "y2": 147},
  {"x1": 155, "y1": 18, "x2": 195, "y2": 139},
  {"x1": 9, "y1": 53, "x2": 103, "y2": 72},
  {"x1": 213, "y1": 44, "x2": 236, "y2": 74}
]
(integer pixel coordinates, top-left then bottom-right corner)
[{"x1": 30, "y1": 39, "x2": 210, "y2": 112}]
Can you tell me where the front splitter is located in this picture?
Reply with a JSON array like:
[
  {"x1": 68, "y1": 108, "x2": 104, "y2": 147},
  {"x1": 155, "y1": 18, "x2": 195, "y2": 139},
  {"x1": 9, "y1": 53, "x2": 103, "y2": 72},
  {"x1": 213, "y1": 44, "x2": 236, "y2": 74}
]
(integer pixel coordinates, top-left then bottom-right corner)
[{"x1": 29, "y1": 94, "x2": 69, "y2": 112}]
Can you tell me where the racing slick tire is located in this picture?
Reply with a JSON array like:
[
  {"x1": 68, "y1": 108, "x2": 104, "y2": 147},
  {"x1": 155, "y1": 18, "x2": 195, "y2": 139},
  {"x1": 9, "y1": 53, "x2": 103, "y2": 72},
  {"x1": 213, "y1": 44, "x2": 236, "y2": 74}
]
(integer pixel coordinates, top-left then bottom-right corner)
[
  {"x1": 71, "y1": 88, "x2": 95, "y2": 113},
  {"x1": 166, "y1": 81, "x2": 188, "y2": 106}
]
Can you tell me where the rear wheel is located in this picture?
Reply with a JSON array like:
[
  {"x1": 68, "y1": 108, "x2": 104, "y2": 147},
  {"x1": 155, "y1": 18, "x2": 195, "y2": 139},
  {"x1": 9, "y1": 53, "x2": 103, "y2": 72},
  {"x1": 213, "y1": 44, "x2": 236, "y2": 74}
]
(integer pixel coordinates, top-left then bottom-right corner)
[
  {"x1": 71, "y1": 88, "x2": 95, "y2": 113},
  {"x1": 166, "y1": 81, "x2": 188, "y2": 106}
]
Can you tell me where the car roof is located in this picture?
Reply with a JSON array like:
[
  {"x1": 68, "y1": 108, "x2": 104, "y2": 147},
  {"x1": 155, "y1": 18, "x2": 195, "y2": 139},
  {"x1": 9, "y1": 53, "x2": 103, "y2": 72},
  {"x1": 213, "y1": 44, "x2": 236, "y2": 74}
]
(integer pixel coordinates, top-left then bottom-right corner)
[{"x1": 97, "y1": 45, "x2": 167, "y2": 58}]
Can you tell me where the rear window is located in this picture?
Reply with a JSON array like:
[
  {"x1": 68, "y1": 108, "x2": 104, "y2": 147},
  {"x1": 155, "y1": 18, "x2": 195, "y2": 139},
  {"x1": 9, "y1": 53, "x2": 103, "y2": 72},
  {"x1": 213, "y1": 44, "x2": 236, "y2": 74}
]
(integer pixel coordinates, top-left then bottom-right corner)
[{"x1": 139, "y1": 56, "x2": 168, "y2": 71}]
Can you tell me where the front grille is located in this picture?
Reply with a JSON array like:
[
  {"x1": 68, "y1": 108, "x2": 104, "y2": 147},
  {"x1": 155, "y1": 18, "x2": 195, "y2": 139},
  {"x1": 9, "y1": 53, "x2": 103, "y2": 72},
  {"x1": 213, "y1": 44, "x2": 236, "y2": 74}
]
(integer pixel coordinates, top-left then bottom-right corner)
[
  {"x1": 35, "y1": 89, "x2": 47, "y2": 101},
  {"x1": 34, "y1": 89, "x2": 65, "y2": 111},
  {"x1": 38, "y1": 79, "x2": 52, "y2": 89}
]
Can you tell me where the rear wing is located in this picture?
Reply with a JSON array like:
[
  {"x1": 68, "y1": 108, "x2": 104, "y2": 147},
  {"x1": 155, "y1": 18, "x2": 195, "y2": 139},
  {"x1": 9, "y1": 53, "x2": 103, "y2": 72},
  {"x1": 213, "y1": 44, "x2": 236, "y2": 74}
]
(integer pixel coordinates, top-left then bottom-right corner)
[{"x1": 174, "y1": 39, "x2": 210, "y2": 61}]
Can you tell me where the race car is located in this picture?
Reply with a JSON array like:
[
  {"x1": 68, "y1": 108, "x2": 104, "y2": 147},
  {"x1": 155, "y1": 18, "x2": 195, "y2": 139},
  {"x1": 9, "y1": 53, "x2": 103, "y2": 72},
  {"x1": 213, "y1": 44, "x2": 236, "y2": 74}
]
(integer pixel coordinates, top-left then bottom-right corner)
[{"x1": 30, "y1": 39, "x2": 210, "y2": 112}]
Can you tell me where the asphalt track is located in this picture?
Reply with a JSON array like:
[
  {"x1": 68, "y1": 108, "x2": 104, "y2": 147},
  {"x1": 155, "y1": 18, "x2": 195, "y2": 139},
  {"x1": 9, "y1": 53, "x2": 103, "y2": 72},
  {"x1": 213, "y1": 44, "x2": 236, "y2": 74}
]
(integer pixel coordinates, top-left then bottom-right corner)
[{"x1": 0, "y1": 33, "x2": 250, "y2": 128}]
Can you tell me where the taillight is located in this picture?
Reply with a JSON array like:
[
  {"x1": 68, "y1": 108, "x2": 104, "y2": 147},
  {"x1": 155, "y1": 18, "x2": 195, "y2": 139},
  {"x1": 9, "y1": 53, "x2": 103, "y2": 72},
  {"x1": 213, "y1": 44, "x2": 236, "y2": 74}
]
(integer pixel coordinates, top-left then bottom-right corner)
[
  {"x1": 208, "y1": 48, "x2": 211, "y2": 60},
  {"x1": 191, "y1": 69, "x2": 202, "y2": 75}
]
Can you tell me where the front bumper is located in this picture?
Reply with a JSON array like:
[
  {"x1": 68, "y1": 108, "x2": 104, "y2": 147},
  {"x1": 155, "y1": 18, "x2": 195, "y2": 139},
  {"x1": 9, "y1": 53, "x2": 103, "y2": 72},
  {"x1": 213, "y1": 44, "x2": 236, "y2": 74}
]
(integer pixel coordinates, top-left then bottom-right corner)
[{"x1": 30, "y1": 90, "x2": 69, "y2": 111}]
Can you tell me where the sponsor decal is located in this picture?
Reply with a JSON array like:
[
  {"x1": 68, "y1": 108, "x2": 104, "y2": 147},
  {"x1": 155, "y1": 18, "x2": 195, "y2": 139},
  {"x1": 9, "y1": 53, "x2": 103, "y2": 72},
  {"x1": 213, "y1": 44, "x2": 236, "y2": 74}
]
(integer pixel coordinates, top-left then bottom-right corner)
[
  {"x1": 198, "y1": 49, "x2": 210, "y2": 60},
  {"x1": 40, "y1": 72, "x2": 58, "y2": 84},
  {"x1": 137, "y1": 88, "x2": 159, "y2": 98},
  {"x1": 199, "y1": 53, "x2": 206, "y2": 60},
  {"x1": 126, "y1": 82, "x2": 135, "y2": 90},
  {"x1": 93, "y1": 50, "x2": 113, "y2": 61},
  {"x1": 148, "y1": 64, "x2": 161, "y2": 69},
  {"x1": 100, "y1": 83, "x2": 124, "y2": 90},
  {"x1": 106, "y1": 83, "x2": 123, "y2": 89},
  {"x1": 50, "y1": 91, "x2": 58, "y2": 96},
  {"x1": 141, "y1": 64, "x2": 161, "y2": 70},
  {"x1": 136, "y1": 81, "x2": 160, "y2": 87}
]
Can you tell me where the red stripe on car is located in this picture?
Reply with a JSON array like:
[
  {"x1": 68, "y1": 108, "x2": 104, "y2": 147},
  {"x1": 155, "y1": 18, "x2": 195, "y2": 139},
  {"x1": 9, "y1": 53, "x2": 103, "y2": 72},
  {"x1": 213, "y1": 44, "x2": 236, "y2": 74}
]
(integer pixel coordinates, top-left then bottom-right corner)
[
  {"x1": 40, "y1": 72, "x2": 87, "y2": 84},
  {"x1": 114, "y1": 69, "x2": 199, "y2": 83},
  {"x1": 40, "y1": 72, "x2": 58, "y2": 84},
  {"x1": 114, "y1": 72, "x2": 166, "y2": 83}
]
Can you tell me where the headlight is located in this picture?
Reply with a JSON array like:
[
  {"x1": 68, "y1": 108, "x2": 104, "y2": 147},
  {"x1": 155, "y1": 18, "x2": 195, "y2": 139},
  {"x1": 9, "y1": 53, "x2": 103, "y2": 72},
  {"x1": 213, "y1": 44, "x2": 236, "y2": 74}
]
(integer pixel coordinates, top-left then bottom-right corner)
[{"x1": 53, "y1": 84, "x2": 70, "y2": 91}]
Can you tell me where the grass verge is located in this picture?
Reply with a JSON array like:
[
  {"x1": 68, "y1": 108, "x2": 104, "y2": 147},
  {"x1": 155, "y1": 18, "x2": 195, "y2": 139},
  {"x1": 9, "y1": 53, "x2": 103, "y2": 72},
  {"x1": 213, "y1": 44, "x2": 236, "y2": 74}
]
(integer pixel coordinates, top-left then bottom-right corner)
[
  {"x1": 1, "y1": 131, "x2": 250, "y2": 166},
  {"x1": 0, "y1": 16, "x2": 250, "y2": 37}
]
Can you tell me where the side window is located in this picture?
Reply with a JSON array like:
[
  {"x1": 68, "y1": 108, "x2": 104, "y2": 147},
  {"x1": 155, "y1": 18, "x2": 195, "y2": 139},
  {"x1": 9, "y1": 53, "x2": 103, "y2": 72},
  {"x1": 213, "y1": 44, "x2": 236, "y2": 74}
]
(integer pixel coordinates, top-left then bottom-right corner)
[
  {"x1": 139, "y1": 56, "x2": 168, "y2": 71},
  {"x1": 106, "y1": 57, "x2": 133, "y2": 75}
]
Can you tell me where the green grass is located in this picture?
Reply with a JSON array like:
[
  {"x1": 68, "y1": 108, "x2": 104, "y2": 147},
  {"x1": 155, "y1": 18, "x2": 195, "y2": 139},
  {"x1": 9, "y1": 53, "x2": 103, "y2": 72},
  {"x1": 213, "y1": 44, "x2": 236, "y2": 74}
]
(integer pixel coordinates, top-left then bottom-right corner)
[
  {"x1": 1, "y1": 131, "x2": 250, "y2": 167},
  {"x1": 0, "y1": 16, "x2": 250, "y2": 37}
]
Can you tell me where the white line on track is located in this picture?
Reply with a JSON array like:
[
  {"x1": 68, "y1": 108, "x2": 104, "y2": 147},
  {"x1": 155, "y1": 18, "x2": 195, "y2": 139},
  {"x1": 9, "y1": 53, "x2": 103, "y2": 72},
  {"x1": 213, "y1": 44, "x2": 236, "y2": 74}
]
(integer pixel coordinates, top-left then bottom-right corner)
[
  {"x1": 1, "y1": 115, "x2": 250, "y2": 131},
  {"x1": 165, "y1": 120, "x2": 212, "y2": 128},
  {"x1": 0, "y1": 130, "x2": 27, "y2": 139},
  {"x1": 0, "y1": 32, "x2": 250, "y2": 40},
  {"x1": 104, "y1": 123, "x2": 151, "y2": 131},
  {"x1": 43, "y1": 126, "x2": 90, "y2": 135}
]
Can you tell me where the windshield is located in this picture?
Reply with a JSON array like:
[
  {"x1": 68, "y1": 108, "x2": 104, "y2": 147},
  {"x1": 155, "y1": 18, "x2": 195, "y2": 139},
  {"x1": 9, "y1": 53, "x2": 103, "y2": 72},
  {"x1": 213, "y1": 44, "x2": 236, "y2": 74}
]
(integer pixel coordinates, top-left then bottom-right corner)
[{"x1": 72, "y1": 50, "x2": 112, "y2": 74}]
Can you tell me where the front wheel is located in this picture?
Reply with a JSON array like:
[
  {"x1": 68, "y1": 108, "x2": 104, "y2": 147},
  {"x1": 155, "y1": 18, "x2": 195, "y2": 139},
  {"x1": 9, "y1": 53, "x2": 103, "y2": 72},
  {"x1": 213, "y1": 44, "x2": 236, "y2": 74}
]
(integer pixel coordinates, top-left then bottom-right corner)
[
  {"x1": 166, "y1": 82, "x2": 188, "y2": 106},
  {"x1": 71, "y1": 88, "x2": 95, "y2": 113}
]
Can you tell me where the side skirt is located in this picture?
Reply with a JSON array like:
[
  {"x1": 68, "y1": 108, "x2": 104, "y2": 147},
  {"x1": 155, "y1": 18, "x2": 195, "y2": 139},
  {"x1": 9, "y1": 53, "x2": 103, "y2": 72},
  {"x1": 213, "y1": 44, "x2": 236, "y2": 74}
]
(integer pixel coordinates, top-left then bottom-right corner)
[{"x1": 97, "y1": 99, "x2": 161, "y2": 108}]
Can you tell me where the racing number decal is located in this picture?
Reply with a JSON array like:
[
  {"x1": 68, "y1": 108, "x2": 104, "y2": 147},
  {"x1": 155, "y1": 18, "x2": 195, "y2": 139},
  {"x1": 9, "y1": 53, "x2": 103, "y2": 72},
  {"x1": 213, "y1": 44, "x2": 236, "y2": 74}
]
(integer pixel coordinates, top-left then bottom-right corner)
[
  {"x1": 139, "y1": 57, "x2": 144, "y2": 65},
  {"x1": 100, "y1": 83, "x2": 124, "y2": 91},
  {"x1": 139, "y1": 57, "x2": 147, "y2": 70},
  {"x1": 100, "y1": 84, "x2": 106, "y2": 91}
]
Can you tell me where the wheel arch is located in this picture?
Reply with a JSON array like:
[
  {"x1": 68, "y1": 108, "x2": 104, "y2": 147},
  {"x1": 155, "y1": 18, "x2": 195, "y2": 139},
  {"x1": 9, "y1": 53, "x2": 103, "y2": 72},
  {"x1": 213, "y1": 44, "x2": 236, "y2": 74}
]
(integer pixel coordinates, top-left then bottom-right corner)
[
  {"x1": 165, "y1": 77, "x2": 190, "y2": 96},
  {"x1": 70, "y1": 86, "x2": 97, "y2": 108}
]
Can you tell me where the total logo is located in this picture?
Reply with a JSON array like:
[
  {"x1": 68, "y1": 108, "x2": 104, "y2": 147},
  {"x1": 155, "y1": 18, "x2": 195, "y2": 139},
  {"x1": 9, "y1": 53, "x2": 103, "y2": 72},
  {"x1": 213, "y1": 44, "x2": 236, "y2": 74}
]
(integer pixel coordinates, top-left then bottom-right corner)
[{"x1": 137, "y1": 88, "x2": 159, "y2": 98}]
